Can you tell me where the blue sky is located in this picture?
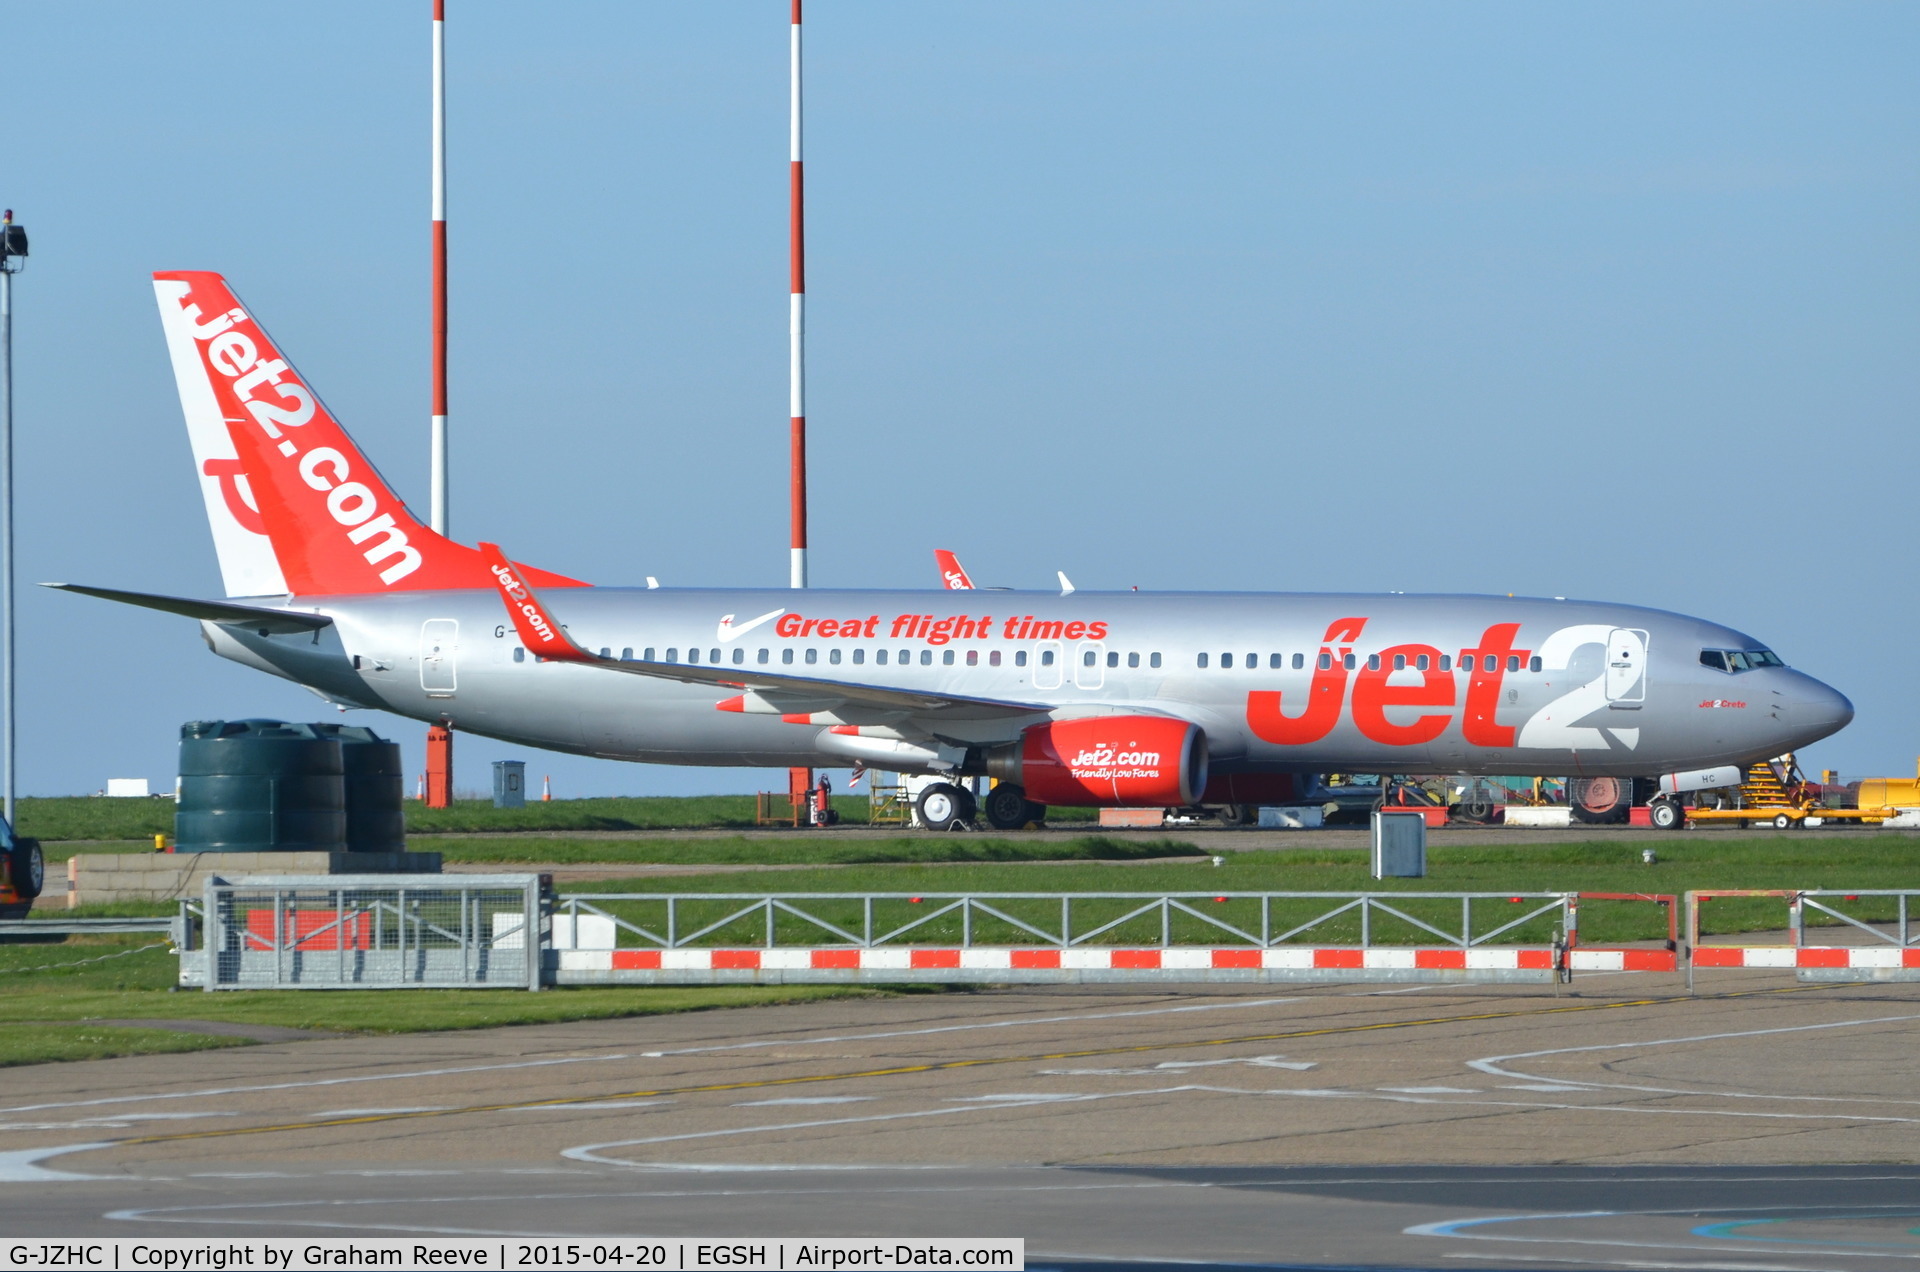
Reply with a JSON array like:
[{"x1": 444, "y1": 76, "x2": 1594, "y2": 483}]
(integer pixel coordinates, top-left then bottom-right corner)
[{"x1": 4, "y1": 2, "x2": 1915, "y2": 796}]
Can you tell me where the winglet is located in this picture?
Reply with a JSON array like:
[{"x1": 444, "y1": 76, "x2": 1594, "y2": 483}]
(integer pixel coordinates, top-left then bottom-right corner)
[
  {"x1": 479, "y1": 542, "x2": 595, "y2": 664},
  {"x1": 934, "y1": 549, "x2": 974, "y2": 590}
]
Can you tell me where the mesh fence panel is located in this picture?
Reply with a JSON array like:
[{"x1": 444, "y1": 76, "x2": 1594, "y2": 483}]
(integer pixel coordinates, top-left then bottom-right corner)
[{"x1": 203, "y1": 875, "x2": 538, "y2": 989}]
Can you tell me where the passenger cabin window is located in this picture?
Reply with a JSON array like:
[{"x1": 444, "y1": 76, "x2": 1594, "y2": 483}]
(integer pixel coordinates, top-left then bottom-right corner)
[
  {"x1": 733, "y1": 648, "x2": 745, "y2": 665},
  {"x1": 1221, "y1": 653, "x2": 1233, "y2": 669},
  {"x1": 1484, "y1": 655, "x2": 1497, "y2": 672},
  {"x1": 1318, "y1": 653, "x2": 1331, "y2": 670},
  {"x1": 710, "y1": 648, "x2": 720, "y2": 663},
  {"x1": 877, "y1": 649, "x2": 889, "y2": 665},
  {"x1": 1084, "y1": 650, "x2": 1097, "y2": 667},
  {"x1": 898, "y1": 648, "x2": 910, "y2": 664},
  {"x1": 1270, "y1": 653, "x2": 1282, "y2": 669},
  {"x1": 1127, "y1": 652, "x2": 1139, "y2": 668},
  {"x1": 943, "y1": 650, "x2": 955, "y2": 665},
  {"x1": 990, "y1": 651, "x2": 1002, "y2": 667},
  {"x1": 967, "y1": 650, "x2": 978, "y2": 666},
  {"x1": 921, "y1": 650, "x2": 933, "y2": 665},
  {"x1": 757, "y1": 648, "x2": 768, "y2": 664},
  {"x1": 643, "y1": 647, "x2": 656, "y2": 661},
  {"x1": 1439, "y1": 655, "x2": 1451, "y2": 671},
  {"x1": 1039, "y1": 650, "x2": 1054, "y2": 666},
  {"x1": 781, "y1": 649, "x2": 793, "y2": 665},
  {"x1": 1367, "y1": 654, "x2": 1380, "y2": 671},
  {"x1": 853, "y1": 649, "x2": 865, "y2": 665},
  {"x1": 1343, "y1": 654, "x2": 1356, "y2": 671},
  {"x1": 806, "y1": 649, "x2": 818, "y2": 665},
  {"x1": 1292, "y1": 653, "x2": 1304, "y2": 670},
  {"x1": 1150, "y1": 653, "x2": 1162, "y2": 668},
  {"x1": 1245, "y1": 652, "x2": 1256, "y2": 669},
  {"x1": 621, "y1": 647, "x2": 633, "y2": 661},
  {"x1": 1015, "y1": 651, "x2": 1028, "y2": 667},
  {"x1": 1529, "y1": 656, "x2": 1542, "y2": 672},
  {"x1": 513, "y1": 647, "x2": 525, "y2": 663},
  {"x1": 1506, "y1": 655, "x2": 1520, "y2": 673},
  {"x1": 666, "y1": 648, "x2": 679, "y2": 663},
  {"x1": 599, "y1": 648, "x2": 610, "y2": 658},
  {"x1": 1393, "y1": 654, "x2": 1406, "y2": 671},
  {"x1": 829, "y1": 649, "x2": 841, "y2": 665},
  {"x1": 687, "y1": 647, "x2": 699, "y2": 664},
  {"x1": 1197, "y1": 653, "x2": 1209, "y2": 669},
  {"x1": 1416, "y1": 654, "x2": 1429, "y2": 671},
  {"x1": 1107, "y1": 651, "x2": 1118, "y2": 668}
]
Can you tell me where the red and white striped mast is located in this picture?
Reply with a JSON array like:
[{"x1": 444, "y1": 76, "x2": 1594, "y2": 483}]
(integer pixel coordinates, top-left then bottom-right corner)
[
  {"x1": 425, "y1": 0, "x2": 454, "y2": 809},
  {"x1": 787, "y1": 0, "x2": 808, "y2": 589},
  {"x1": 430, "y1": 0, "x2": 449, "y2": 538}
]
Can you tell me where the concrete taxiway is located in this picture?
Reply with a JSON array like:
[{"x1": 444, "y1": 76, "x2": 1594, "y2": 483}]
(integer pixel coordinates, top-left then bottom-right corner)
[{"x1": 1, "y1": 973, "x2": 1917, "y2": 1270}]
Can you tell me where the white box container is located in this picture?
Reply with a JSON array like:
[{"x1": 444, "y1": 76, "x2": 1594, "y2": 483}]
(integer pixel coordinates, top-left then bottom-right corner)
[
  {"x1": 1503, "y1": 806, "x2": 1572, "y2": 829},
  {"x1": 106, "y1": 778, "x2": 150, "y2": 798},
  {"x1": 1257, "y1": 805, "x2": 1324, "y2": 829}
]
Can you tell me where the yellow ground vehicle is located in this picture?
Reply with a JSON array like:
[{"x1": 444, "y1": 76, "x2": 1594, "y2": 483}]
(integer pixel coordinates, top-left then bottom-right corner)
[{"x1": 1684, "y1": 756, "x2": 1896, "y2": 828}]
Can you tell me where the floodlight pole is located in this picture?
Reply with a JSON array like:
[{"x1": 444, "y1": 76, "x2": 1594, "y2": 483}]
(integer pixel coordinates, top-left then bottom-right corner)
[{"x1": 0, "y1": 210, "x2": 23, "y2": 828}]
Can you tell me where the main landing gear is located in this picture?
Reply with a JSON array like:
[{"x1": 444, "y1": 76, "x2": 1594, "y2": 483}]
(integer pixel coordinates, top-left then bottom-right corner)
[
  {"x1": 983, "y1": 782, "x2": 1047, "y2": 831},
  {"x1": 915, "y1": 782, "x2": 977, "y2": 833}
]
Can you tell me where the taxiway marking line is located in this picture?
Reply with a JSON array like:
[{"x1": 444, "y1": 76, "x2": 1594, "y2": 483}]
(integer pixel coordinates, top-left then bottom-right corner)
[{"x1": 105, "y1": 984, "x2": 1830, "y2": 1151}]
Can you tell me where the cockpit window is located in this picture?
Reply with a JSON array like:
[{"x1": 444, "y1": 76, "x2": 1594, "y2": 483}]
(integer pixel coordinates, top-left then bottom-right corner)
[{"x1": 1701, "y1": 647, "x2": 1785, "y2": 674}]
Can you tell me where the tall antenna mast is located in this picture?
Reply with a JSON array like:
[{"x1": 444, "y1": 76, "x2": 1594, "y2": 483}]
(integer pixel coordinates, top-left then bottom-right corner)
[
  {"x1": 430, "y1": 0, "x2": 449, "y2": 537},
  {"x1": 788, "y1": 0, "x2": 807, "y2": 588}
]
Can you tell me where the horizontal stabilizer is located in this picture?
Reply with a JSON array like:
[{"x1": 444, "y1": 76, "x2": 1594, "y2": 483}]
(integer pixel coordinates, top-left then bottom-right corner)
[{"x1": 43, "y1": 583, "x2": 333, "y2": 634}]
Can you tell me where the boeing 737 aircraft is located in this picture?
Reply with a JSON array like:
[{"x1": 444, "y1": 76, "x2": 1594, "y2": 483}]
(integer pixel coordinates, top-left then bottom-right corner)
[{"x1": 53, "y1": 272, "x2": 1854, "y2": 830}]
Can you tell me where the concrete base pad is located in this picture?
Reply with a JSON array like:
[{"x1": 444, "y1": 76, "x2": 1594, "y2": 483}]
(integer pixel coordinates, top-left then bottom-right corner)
[{"x1": 67, "y1": 850, "x2": 441, "y2": 907}]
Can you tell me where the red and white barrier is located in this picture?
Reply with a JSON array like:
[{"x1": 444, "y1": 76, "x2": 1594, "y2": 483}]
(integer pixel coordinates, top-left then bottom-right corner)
[
  {"x1": 1693, "y1": 946, "x2": 1920, "y2": 970},
  {"x1": 551, "y1": 944, "x2": 1565, "y2": 984},
  {"x1": 1567, "y1": 947, "x2": 1678, "y2": 972}
]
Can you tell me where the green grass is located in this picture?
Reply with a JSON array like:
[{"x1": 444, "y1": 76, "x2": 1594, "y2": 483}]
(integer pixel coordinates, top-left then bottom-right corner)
[
  {"x1": 0, "y1": 1023, "x2": 251, "y2": 1068},
  {"x1": 430, "y1": 833, "x2": 1200, "y2": 866},
  {"x1": 12, "y1": 793, "x2": 1099, "y2": 840},
  {"x1": 0, "y1": 936, "x2": 888, "y2": 1066}
]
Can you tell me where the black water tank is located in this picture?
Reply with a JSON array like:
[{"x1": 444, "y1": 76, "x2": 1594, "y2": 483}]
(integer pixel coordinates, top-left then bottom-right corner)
[
  {"x1": 175, "y1": 720, "x2": 346, "y2": 853},
  {"x1": 314, "y1": 723, "x2": 405, "y2": 853}
]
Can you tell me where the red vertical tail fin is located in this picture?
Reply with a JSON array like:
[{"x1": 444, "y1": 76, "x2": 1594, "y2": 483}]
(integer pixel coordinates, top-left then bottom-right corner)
[{"x1": 153, "y1": 271, "x2": 584, "y2": 596}]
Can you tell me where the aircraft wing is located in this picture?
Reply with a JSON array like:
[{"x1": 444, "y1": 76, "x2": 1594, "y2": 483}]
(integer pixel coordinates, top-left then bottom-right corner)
[
  {"x1": 45, "y1": 583, "x2": 334, "y2": 634},
  {"x1": 480, "y1": 544, "x2": 1044, "y2": 719}
]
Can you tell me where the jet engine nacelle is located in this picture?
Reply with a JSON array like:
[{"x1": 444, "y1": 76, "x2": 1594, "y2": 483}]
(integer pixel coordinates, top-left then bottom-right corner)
[{"x1": 988, "y1": 716, "x2": 1208, "y2": 808}]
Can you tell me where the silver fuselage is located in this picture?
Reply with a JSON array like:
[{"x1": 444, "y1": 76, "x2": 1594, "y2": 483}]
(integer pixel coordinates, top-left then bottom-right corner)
[{"x1": 204, "y1": 587, "x2": 1853, "y2": 781}]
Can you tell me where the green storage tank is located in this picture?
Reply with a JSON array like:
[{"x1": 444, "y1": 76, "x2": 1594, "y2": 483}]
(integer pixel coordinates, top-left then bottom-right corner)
[
  {"x1": 314, "y1": 723, "x2": 406, "y2": 853},
  {"x1": 175, "y1": 720, "x2": 347, "y2": 853}
]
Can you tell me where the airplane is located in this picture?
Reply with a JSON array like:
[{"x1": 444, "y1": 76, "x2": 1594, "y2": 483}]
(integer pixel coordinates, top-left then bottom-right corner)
[{"x1": 52, "y1": 271, "x2": 1855, "y2": 832}]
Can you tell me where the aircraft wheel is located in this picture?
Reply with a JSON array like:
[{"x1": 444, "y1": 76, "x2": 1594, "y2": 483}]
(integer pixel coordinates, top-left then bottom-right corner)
[
  {"x1": 916, "y1": 783, "x2": 974, "y2": 832},
  {"x1": 1648, "y1": 799, "x2": 1683, "y2": 831},
  {"x1": 984, "y1": 783, "x2": 1032, "y2": 830},
  {"x1": 6, "y1": 836, "x2": 43, "y2": 900},
  {"x1": 1774, "y1": 812, "x2": 1794, "y2": 830},
  {"x1": 1215, "y1": 803, "x2": 1256, "y2": 827}
]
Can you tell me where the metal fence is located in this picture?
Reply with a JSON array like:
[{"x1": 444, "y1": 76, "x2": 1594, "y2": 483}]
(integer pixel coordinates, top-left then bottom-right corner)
[
  {"x1": 1690, "y1": 888, "x2": 1920, "y2": 982},
  {"x1": 551, "y1": 890, "x2": 1575, "y2": 951},
  {"x1": 177, "y1": 874, "x2": 542, "y2": 991}
]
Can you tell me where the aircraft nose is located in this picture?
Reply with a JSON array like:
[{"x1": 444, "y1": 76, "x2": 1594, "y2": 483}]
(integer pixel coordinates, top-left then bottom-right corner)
[{"x1": 1794, "y1": 676, "x2": 1854, "y2": 741}]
